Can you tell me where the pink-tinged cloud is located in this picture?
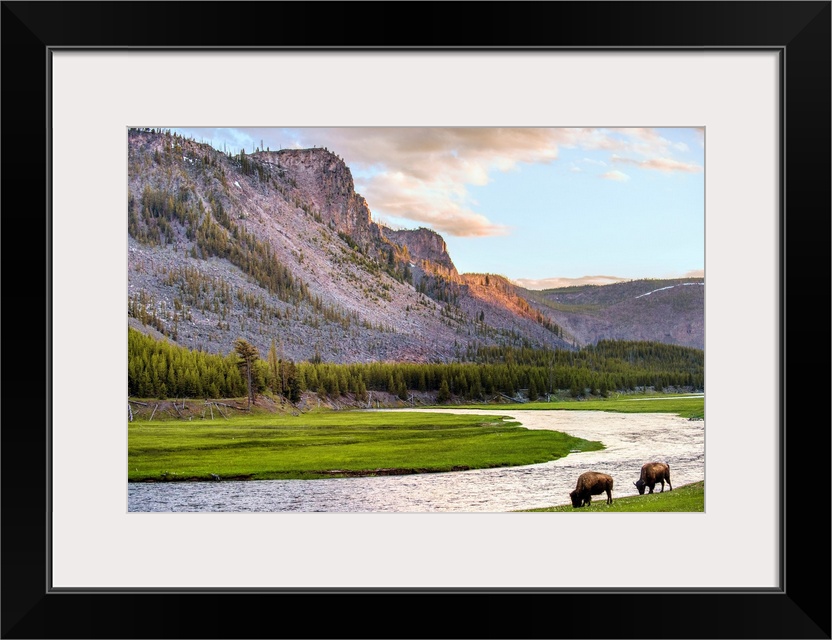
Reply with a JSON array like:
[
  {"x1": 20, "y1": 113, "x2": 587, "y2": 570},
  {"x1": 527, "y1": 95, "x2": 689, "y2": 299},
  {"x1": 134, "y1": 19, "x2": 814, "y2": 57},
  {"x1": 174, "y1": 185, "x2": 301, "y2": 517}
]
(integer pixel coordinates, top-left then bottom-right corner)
[
  {"x1": 601, "y1": 169, "x2": 630, "y2": 182},
  {"x1": 607, "y1": 127, "x2": 703, "y2": 161},
  {"x1": 513, "y1": 275, "x2": 630, "y2": 290},
  {"x1": 285, "y1": 127, "x2": 572, "y2": 236},
  {"x1": 361, "y1": 172, "x2": 511, "y2": 237},
  {"x1": 217, "y1": 126, "x2": 702, "y2": 236},
  {"x1": 641, "y1": 158, "x2": 703, "y2": 173},
  {"x1": 288, "y1": 127, "x2": 564, "y2": 185},
  {"x1": 515, "y1": 271, "x2": 703, "y2": 290},
  {"x1": 612, "y1": 155, "x2": 703, "y2": 173}
]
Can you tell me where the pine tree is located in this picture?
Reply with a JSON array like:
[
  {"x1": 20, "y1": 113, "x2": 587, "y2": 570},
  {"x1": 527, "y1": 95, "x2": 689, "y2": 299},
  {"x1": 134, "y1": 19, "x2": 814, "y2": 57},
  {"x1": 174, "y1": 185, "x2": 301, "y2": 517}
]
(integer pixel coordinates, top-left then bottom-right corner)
[
  {"x1": 267, "y1": 339, "x2": 281, "y2": 395},
  {"x1": 234, "y1": 338, "x2": 259, "y2": 407},
  {"x1": 528, "y1": 377, "x2": 539, "y2": 401},
  {"x1": 437, "y1": 378, "x2": 451, "y2": 403}
]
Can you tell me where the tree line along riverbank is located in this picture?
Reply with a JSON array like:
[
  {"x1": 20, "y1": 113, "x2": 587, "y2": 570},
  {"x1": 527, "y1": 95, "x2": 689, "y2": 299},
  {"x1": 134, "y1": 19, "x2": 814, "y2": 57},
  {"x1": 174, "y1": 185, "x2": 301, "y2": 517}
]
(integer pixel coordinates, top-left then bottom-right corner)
[{"x1": 128, "y1": 328, "x2": 704, "y2": 407}]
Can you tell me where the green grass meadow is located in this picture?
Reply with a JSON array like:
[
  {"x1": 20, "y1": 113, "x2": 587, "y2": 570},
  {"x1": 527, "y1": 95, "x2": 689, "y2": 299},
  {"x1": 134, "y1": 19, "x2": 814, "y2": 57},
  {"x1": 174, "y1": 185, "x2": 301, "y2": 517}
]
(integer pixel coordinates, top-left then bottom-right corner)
[
  {"x1": 129, "y1": 394, "x2": 703, "y2": 511},
  {"x1": 451, "y1": 394, "x2": 704, "y2": 419},
  {"x1": 129, "y1": 410, "x2": 604, "y2": 482},
  {"x1": 518, "y1": 480, "x2": 704, "y2": 512}
]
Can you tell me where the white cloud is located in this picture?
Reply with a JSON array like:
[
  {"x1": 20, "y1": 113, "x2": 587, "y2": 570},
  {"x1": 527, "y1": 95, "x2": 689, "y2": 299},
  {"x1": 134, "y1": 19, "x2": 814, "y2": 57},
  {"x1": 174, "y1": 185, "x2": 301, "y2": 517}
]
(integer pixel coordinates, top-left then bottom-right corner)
[
  {"x1": 278, "y1": 127, "x2": 574, "y2": 236},
  {"x1": 177, "y1": 126, "x2": 703, "y2": 236},
  {"x1": 581, "y1": 157, "x2": 607, "y2": 166},
  {"x1": 601, "y1": 169, "x2": 630, "y2": 182},
  {"x1": 361, "y1": 172, "x2": 510, "y2": 237},
  {"x1": 514, "y1": 275, "x2": 629, "y2": 290},
  {"x1": 612, "y1": 155, "x2": 702, "y2": 173}
]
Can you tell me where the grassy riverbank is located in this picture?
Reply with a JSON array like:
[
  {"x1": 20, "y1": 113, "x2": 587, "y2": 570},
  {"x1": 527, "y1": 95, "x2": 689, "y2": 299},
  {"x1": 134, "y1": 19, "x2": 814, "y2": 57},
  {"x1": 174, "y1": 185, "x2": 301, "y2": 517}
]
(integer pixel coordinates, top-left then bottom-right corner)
[
  {"x1": 451, "y1": 395, "x2": 704, "y2": 419},
  {"x1": 128, "y1": 410, "x2": 604, "y2": 482},
  {"x1": 129, "y1": 394, "x2": 703, "y2": 486},
  {"x1": 518, "y1": 480, "x2": 705, "y2": 512}
]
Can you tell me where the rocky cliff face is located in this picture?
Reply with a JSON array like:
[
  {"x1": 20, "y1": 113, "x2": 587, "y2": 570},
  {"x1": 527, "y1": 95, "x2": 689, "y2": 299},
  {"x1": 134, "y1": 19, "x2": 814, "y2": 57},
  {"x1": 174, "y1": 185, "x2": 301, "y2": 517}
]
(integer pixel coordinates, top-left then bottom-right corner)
[
  {"x1": 381, "y1": 226, "x2": 458, "y2": 276},
  {"x1": 254, "y1": 148, "x2": 383, "y2": 251}
]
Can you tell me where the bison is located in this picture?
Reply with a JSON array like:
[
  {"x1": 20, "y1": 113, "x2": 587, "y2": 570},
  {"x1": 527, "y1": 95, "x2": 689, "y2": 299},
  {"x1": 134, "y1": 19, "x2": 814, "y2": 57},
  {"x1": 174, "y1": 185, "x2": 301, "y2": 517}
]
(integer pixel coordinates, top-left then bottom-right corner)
[
  {"x1": 569, "y1": 471, "x2": 614, "y2": 508},
  {"x1": 634, "y1": 462, "x2": 672, "y2": 494}
]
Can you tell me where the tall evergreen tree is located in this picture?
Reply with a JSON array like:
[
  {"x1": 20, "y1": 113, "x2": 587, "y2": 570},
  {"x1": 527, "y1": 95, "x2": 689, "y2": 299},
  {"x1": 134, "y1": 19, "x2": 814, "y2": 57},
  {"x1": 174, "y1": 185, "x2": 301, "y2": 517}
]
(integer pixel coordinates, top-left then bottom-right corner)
[
  {"x1": 267, "y1": 338, "x2": 281, "y2": 395},
  {"x1": 234, "y1": 338, "x2": 259, "y2": 406},
  {"x1": 437, "y1": 378, "x2": 451, "y2": 403}
]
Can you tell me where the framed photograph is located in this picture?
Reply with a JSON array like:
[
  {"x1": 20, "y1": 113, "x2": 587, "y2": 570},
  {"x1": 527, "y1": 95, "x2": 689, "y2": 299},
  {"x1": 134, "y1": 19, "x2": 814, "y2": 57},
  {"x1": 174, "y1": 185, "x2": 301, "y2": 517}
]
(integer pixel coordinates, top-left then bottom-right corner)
[{"x1": 4, "y1": 1, "x2": 829, "y2": 638}]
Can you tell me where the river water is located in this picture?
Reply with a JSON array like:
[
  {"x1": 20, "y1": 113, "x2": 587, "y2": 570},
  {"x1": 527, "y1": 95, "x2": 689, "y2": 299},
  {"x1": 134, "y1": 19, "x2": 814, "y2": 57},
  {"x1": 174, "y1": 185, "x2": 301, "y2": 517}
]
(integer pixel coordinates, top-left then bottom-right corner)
[{"x1": 127, "y1": 408, "x2": 704, "y2": 513}]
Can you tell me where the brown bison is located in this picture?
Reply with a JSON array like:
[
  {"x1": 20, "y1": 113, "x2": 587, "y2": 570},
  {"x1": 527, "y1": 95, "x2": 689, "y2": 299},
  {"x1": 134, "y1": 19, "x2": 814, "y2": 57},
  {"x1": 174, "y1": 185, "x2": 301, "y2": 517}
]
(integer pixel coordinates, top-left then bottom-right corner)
[
  {"x1": 569, "y1": 471, "x2": 614, "y2": 507},
  {"x1": 634, "y1": 462, "x2": 672, "y2": 494}
]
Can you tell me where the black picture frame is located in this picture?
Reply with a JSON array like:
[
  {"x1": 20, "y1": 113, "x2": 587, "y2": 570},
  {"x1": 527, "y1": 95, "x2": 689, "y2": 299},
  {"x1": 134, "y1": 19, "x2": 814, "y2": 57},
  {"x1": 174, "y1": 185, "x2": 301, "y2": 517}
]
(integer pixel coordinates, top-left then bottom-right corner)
[{"x1": 3, "y1": 2, "x2": 829, "y2": 638}]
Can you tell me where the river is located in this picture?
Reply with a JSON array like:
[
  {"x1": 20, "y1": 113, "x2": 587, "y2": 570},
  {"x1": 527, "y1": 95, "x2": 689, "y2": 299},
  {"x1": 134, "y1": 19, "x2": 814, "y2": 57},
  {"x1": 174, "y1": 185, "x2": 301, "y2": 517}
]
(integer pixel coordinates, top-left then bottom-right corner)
[{"x1": 127, "y1": 408, "x2": 704, "y2": 513}]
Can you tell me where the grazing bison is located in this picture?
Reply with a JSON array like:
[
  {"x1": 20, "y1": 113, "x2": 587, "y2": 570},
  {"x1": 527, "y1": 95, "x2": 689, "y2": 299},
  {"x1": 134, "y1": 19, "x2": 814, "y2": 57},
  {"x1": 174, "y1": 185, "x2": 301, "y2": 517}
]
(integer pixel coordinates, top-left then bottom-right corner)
[
  {"x1": 634, "y1": 462, "x2": 672, "y2": 494},
  {"x1": 569, "y1": 471, "x2": 614, "y2": 507}
]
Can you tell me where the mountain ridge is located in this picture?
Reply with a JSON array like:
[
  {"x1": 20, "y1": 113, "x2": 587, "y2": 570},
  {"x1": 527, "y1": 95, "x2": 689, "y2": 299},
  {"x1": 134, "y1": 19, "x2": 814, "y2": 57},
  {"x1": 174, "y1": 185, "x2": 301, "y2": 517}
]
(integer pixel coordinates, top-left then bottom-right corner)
[{"x1": 127, "y1": 129, "x2": 704, "y2": 362}]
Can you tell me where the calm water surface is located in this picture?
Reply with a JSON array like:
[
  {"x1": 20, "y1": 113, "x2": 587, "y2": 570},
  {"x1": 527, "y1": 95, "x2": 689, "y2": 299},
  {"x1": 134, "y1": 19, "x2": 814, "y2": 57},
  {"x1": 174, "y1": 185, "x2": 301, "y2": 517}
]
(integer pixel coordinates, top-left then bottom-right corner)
[{"x1": 128, "y1": 409, "x2": 704, "y2": 513}]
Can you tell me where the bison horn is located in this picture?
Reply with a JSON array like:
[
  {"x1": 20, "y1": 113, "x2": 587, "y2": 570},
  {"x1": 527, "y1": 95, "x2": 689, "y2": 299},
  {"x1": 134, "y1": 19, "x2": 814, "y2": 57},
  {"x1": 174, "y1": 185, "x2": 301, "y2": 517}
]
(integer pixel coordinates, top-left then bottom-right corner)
[{"x1": 633, "y1": 481, "x2": 638, "y2": 487}]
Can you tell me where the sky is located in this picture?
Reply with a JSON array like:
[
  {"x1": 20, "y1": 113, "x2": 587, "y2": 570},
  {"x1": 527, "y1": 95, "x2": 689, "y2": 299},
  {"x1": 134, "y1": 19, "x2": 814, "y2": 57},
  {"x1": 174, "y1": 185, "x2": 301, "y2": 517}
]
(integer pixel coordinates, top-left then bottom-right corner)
[{"x1": 170, "y1": 127, "x2": 704, "y2": 289}]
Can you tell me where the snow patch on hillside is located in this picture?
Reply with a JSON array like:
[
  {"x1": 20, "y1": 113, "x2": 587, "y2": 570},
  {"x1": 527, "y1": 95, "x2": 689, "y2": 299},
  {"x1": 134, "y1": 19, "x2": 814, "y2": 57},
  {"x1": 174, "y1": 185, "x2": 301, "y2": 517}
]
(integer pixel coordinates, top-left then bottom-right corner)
[{"x1": 635, "y1": 282, "x2": 703, "y2": 299}]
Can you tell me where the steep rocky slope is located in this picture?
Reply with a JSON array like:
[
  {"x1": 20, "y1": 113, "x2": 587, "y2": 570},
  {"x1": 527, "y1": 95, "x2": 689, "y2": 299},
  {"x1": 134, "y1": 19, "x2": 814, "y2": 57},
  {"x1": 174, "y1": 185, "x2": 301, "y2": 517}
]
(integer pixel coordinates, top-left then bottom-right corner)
[
  {"x1": 127, "y1": 130, "x2": 572, "y2": 362},
  {"x1": 127, "y1": 129, "x2": 703, "y2": 362}
]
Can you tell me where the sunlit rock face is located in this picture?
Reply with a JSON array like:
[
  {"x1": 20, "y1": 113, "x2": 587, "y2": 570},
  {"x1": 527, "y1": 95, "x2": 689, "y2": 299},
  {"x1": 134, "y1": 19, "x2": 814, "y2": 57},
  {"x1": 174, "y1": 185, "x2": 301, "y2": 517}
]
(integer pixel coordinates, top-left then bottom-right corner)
[{"x1": 382, "y1": 226, "x2": 457, "y2": 276}]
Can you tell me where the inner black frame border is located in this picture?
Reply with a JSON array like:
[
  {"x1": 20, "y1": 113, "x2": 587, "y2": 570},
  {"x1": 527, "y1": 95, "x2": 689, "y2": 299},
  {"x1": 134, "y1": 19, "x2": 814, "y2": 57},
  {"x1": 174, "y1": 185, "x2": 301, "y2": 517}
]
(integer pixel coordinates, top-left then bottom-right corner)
[{"x1": 2, "y1": 2, "x2": 829, "y2": 638}]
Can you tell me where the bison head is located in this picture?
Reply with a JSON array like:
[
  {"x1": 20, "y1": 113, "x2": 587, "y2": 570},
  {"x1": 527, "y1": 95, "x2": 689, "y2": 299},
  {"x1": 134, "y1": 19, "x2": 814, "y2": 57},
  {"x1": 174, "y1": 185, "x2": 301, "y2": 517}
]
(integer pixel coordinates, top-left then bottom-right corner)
[
  {"x1": 634, "y1": 479, "x2": 646, "y2": 495},
  {"x1": 569, "y1": 489, "x2": 583, "y2": 508}
]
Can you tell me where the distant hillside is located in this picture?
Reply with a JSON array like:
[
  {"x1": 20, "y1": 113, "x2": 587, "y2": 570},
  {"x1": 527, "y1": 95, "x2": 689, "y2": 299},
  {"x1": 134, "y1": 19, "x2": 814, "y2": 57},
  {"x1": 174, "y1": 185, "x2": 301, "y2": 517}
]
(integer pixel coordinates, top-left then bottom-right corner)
[
  {"x1": 127, "y1": 128, "x2": 704, "y2": 362},
  {"x1": 521, "y1": 279, "x2": 705, "y2": 350}
]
